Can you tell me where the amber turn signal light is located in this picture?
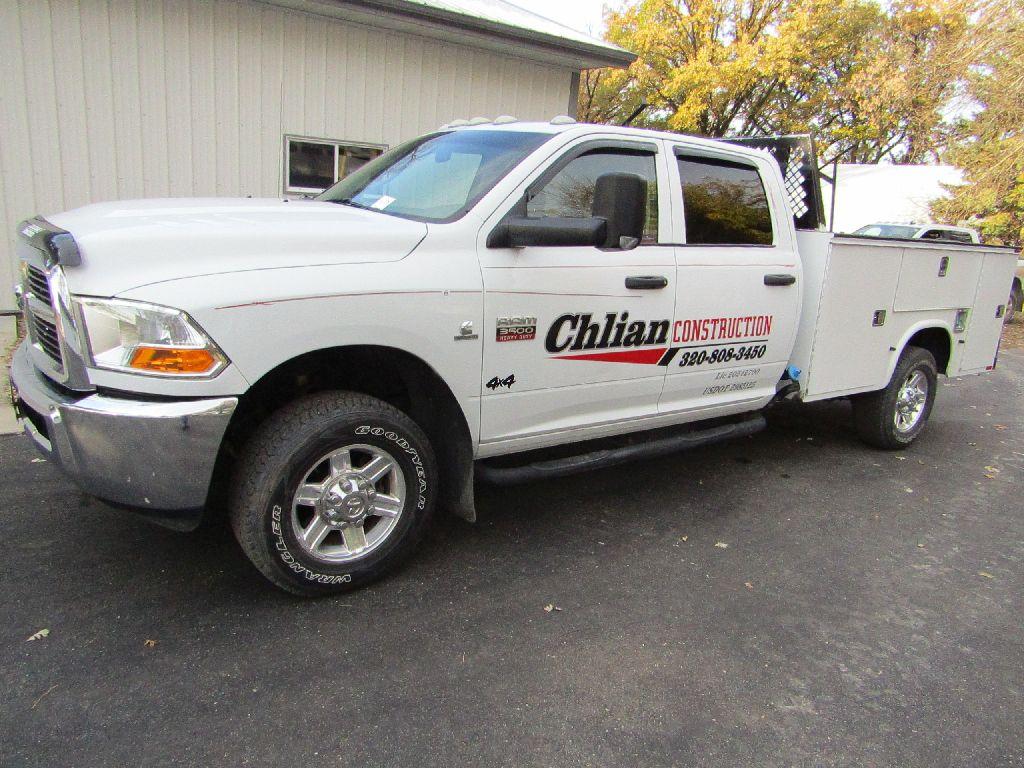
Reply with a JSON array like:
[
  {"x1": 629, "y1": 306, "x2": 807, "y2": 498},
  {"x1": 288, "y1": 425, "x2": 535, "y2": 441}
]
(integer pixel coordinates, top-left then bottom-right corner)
[{"x1": 129, "y1": 346, "x2": 218, "y2": 374}]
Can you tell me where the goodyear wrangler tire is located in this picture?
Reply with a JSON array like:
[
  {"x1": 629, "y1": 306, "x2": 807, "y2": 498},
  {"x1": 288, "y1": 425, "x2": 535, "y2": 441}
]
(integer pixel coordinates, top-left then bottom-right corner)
[
  {"x1": 852, "y1": 346, "x2": 938, "y2": 450},
  {"x1": 229, "y1": 391, "x2": 436, "y2": 596}
]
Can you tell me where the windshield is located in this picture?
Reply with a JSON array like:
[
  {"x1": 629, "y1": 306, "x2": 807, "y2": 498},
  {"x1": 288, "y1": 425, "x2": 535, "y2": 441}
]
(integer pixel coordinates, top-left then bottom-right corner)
[
  {"x1": 853, "y1": 224, "x2": 919, "y2": 239},
  {"x1": 318, "y1": 130, "x2": 551, "y2": 222}
]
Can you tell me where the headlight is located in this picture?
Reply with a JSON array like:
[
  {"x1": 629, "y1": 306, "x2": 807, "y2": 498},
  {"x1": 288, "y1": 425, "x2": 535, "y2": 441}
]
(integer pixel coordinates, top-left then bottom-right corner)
[{"x1": 73, "y1": 297, "x2": 227, "y2": 377}]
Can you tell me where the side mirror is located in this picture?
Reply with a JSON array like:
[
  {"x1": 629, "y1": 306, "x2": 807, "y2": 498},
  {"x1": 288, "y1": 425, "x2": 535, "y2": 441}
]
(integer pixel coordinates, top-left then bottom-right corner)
[
  {"x1": 592, "y1": 172, "x2": 647, "y2": 249},
  {"x1": 487, "y1": 216, "x2": 607, "y2": 248}
]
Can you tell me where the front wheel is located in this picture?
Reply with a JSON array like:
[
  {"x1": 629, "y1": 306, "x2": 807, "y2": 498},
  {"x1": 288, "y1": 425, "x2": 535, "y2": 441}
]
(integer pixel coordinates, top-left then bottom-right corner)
[
  {"x1": 852, "y1": 346, "x2": 938, "y2": 450},
  {"x1": 230, "y1": 392, "x2": 437, "y2": 596}
]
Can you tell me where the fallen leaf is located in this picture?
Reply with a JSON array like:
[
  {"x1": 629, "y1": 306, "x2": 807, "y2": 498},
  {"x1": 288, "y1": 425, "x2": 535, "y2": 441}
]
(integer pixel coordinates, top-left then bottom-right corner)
[
  {"x1": 26, "y1": 628, "x2": 49, "y2": 642},
  {"x1": 744, "y1": 582, "x2": 754, "y2": 590},
  {"x1": 984, "y1": 466, "x2": 1000, "y2": 473},
  {"x1": 543, "y1": 604, "x2": 554, "y2": 613},
  {"x1": 978, "y1": 571, "x2": 994, "y2": 579},
  {"x1": 714, "y1": 542, "x2": 729, "y2": 549},
  {"x1": 968, "y1": 442, "x2": 977, "y2": 446},
  {"x1": 993, "y1": 424, "x2": 1007, "y2": 431},
  {"x1": 31, "y1": 684, "x2": 59, "y2": 709},
  {"x1": 904, "y1": 488, "x2": 914, "y2": 493},
  {"x1": 679, "y1": 535, "x2": 688, "y2": 542},
  {"x1": 895, "y1": 456, "x2": 906, "y2": 461},
  {"x1": 985, "y1": 473, "x2": 997, "y2": 479},
  {"x1": 144, "y1": 639, "x2": 158, "y2": 648},
  {"x1": 917, "y1": 543, "x2": 925, "y2": 548},
  {"x1": 30, "y1": 458, "x2": 46, "y2": 463}
]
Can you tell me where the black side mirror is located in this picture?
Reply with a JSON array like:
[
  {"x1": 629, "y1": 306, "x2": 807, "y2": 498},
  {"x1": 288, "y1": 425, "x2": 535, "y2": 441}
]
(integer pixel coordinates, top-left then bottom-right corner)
[
  {"x1": 592, "y1": 172, "x2": 647, "y2": 249},
  {"x1": 487, "y1": 216, "x2": 606, "y2": 248}
]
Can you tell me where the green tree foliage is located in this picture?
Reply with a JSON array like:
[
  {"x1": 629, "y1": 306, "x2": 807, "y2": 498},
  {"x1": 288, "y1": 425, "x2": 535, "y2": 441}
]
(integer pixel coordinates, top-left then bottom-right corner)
[
  {"x1": 931, "y1": 0, "x2": 1023, "y2": 246},
  {"x1": 579, "y1": 0, "x2": 969, "y2": 168}
]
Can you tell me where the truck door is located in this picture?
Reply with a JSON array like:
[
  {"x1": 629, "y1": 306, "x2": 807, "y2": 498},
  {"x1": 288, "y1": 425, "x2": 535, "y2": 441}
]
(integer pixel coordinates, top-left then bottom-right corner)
[
  {"x1": 477, "y1": 139, "x2": 676, "y2": 450},
  {"x1": 658, "y1": 147, "x2": 802, "y2": 417}
]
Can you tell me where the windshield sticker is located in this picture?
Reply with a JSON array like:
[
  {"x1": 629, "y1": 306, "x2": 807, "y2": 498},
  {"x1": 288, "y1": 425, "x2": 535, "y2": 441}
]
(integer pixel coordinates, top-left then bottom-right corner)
[{"x1": 370, "y1": 195, "x2": 396, "y2": 210}]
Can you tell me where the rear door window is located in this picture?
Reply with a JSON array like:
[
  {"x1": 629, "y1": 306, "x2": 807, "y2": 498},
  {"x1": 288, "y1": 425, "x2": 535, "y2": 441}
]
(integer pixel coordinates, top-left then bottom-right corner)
[{"x1": 677, "y1": 155, "x2": 773, "y2": 245}]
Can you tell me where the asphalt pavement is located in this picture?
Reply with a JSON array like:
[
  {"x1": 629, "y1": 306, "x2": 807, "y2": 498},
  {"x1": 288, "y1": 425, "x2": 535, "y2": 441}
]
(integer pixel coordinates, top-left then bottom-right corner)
[{"x1": 2, "y1": 351, "x2": 1022, "y2": 768}]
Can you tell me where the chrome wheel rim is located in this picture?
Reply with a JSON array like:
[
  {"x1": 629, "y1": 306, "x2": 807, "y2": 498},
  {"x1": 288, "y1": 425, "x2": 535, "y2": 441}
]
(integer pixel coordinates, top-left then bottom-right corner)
[
  {"x1": 290, "y1": 443, "x2": 405, "y2": 563},
  {"x1": 894, "y1": 370, "x2": 928, "y2": 433}
]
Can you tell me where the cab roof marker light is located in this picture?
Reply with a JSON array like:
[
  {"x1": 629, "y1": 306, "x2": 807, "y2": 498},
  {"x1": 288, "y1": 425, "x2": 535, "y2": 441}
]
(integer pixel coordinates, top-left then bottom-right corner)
[
  {"x1": 466, "y1": 116, "x2": 490, "y2": 126},
  {"x1": 550, "y1": 115, "x2": 577, "y2": 125},
  {"x1": 493, "y1": 115, "x2": 518, "y2": 124}
]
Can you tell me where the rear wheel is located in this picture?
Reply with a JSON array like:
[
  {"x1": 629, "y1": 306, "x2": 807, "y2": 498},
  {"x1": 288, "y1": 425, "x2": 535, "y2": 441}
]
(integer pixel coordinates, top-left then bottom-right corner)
[
  {"x1": 229, "y1": 391, "x2": 436, "y2": 596},
  {"x1": 852, "y1": 346, "x2": 938, "y2": 450}
]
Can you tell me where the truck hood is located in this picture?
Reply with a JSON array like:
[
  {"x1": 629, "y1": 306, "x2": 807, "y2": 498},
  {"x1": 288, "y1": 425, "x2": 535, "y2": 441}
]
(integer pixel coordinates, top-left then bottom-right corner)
[{"x1": 46, "y1": 198, "x2": 428, "y2": 296}]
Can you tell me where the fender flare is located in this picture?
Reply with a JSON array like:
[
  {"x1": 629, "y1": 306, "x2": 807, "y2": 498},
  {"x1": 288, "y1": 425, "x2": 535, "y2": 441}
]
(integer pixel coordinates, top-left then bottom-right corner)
[{"x1": 884, "y1": 321, "x2": 955, "y2": 382}]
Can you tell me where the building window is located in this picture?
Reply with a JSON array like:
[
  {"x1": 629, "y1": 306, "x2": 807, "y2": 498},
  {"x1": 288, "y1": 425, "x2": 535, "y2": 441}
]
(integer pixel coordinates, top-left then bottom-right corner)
[{"x1": 284, "y1": 136, "x2": 385, "y2": 195}]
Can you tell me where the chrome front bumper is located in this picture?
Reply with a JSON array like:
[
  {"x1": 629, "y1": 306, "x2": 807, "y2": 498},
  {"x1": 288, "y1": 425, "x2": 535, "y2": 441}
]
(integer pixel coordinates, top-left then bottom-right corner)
[{"x1": 10, "y1": 342, "x2": 238, "y2": 528}]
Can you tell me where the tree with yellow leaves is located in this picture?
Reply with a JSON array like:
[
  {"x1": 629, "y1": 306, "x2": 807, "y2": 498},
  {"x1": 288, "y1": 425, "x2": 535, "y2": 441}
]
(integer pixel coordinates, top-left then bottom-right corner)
[
  {"x1": 931, "y1": 0, "x2": 1023, "y2": 246},
  {"x1": 580, "y1": 0, "x2": 970, "y2": 168}
]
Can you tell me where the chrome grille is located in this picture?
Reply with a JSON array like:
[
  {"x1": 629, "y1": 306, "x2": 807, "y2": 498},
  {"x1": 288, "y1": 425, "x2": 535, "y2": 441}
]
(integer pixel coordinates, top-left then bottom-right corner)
[
  {"x1": 32, "y1": 313, "x2": 63, "y2": 369},
  {"x1": 17, "y1": 218, "x2": 92, "y2": 391},
  {"x1": 26, "y1": 264, "x2": 52, "y2": 304}
]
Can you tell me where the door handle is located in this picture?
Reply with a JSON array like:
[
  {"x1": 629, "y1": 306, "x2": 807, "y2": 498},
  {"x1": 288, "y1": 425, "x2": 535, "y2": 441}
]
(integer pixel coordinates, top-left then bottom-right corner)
[
  {"x1": 764, "y1": 274, "x2": 797, "y2": 286},
  {"x1": 625, "y1": 275, "x2": 668, "y2": 290}
]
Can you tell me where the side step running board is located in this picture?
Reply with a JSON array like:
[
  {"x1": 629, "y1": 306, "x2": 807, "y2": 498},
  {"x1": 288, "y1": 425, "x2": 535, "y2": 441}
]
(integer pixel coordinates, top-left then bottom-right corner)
[{"x1": 475, "y1": 413, "x2": 766, "y2": 485}]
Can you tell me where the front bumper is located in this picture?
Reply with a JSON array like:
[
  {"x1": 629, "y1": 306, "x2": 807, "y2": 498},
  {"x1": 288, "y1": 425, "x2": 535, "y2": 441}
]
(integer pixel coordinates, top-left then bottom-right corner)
[{"x1": 10, "y1": 342, "x2": 238, "y2": 529}]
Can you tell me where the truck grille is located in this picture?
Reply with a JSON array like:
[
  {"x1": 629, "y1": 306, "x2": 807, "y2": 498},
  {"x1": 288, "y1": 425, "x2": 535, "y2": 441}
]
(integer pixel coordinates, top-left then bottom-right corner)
[
  {"x1": 16, "y1": 217, "x2": 93, "y2": 390},
  {"x1": 32, "y1": 313, "x2": 63, "y2": 368},
  {"x1": 26, "y1": 264, "x2": 52, "y2": 304}
]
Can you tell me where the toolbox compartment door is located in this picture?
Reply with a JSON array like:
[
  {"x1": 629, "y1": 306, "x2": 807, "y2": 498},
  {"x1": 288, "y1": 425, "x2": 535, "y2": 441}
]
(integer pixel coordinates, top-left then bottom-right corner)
[
  {"x1": 803, "y1": 240, "x2": 901, "y2": 397},
  {"x1": 893, "y1": 245, "x2": 984, "y2": 311},
  {"x1": 957, "y1": 251, "x2": 1017, "y2": 374}
]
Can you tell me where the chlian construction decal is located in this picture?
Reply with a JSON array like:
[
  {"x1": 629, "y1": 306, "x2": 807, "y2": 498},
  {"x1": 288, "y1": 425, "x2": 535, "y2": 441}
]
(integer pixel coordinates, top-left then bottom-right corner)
[{"x1": 544, "y1": 311, "x2": 773, "y2": 367}]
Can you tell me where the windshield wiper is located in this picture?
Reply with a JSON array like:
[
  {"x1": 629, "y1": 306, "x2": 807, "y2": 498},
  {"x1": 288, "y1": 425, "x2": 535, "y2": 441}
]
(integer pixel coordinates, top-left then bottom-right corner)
[{"x1": 333, "y1": 197, "x2": 376, "y2": 211}]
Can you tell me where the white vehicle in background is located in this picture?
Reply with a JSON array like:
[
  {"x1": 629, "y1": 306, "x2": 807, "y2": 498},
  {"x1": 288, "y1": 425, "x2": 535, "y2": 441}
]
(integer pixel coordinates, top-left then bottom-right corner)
[
  {"x1": 9, "y1": 120, "x2": 1019, "y2": 595},
  {"x1": 852, "y1": 222, "x2": 981, "y2": 244}
]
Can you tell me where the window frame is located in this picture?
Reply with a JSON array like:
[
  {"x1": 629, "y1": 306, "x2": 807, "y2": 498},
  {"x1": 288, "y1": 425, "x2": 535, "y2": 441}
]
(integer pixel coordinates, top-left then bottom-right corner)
[
  {"x1": 672, "y1": 147, "x2": 777, "y2": 248},
  {"x1": 283, "y1": 134, "x2": 388, "y2": 196}
]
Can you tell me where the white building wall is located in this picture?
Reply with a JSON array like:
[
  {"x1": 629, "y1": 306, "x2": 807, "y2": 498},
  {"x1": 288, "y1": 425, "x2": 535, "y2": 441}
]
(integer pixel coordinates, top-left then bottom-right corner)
[{"x1": 0, "y1": 0, "x2": 574, "y2": 309}]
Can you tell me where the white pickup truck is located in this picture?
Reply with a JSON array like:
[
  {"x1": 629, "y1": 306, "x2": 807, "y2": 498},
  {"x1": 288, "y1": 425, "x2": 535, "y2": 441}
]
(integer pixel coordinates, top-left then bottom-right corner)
[{"x1": 10, "y1": 120, "x2": 1017, "y2": 595}]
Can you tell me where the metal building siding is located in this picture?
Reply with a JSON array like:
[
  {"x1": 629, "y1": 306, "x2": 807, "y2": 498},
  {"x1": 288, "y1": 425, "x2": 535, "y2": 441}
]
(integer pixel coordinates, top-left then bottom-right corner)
[{"x1": 0, "y1": 0, "x2": 574, "y2": 310}]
